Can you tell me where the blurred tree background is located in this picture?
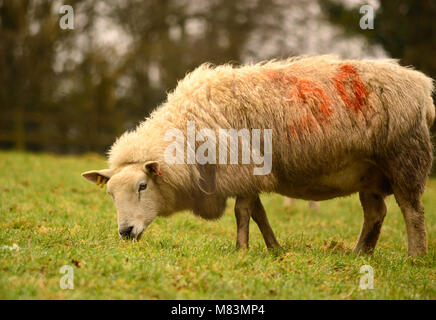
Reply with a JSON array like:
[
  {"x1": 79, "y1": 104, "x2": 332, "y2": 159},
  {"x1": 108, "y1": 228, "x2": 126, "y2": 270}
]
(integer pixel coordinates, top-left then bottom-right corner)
[{"x1": 0, "y1": 0, "x2": 434, "y2": 155}]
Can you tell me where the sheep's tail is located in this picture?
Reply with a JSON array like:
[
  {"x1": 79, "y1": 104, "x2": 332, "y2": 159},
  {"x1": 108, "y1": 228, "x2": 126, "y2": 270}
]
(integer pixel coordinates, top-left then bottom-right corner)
[
  {"x1": 416, "y1": 71, "x2": 435, "y2": 128},
  {"x1": 425, "y1": 95, "x2": 435, "y2": 128}
]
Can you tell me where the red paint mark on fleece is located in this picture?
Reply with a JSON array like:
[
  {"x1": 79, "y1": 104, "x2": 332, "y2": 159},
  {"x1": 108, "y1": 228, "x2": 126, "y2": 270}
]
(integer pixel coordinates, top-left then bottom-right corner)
[
  {"x1": 291, "y1": 80, "x2": 333, "y2": 118},
  {"x1": 332, "y1": 64, "x2": 368, "y2": 113},
  {"x1": 285, "y1": 113, "x2": 322, "y2": 143},
  {"x1": 264, "y1": 70, "x2": 333, "y2": 138},
  {"x1": 264, "y1": 70, "x2": 333, "y2": 143},
  {"x1": 264, "y1": 70, "x2": 332, "y2": 119}
]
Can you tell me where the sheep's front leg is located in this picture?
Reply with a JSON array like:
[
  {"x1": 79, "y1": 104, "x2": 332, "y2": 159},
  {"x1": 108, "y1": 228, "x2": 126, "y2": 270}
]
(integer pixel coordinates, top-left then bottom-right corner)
[
  {"x1": 251, "y1": 196, "x2": 280, "y2": 249},
  {"x1": 235, "y1": 196, "x2": 280, "y2": 249},
  {"x1": 235, "y1": 197, "x2": 252, "y2": 249}
]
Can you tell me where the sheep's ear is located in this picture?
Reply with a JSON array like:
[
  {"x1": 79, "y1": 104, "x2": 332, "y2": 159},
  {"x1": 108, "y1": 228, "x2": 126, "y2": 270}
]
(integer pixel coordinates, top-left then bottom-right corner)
[
  {"x1": 144, "y1": 161, "x2": 162, "y2": 177},
  {"x1": 81, "y1": 169, "x2": 114, "y2": 186}
]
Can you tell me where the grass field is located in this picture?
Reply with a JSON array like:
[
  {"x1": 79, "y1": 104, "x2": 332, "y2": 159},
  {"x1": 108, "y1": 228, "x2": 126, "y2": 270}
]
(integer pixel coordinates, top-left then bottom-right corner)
[{"x1": 0, "y1": 151, "x2": 434, "y2": 299}]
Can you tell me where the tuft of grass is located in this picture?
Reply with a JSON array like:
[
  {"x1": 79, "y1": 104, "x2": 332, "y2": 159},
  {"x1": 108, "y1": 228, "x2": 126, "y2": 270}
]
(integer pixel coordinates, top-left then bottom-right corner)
[{"x1": 0, "y1": 151, "x2": 434, "y2": 299}]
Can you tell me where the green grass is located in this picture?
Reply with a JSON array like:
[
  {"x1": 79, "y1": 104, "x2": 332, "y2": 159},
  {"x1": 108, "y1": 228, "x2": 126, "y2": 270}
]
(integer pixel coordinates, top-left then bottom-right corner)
[{"x1": 0, "y1": 151, "x2": 434, "y2": 300}]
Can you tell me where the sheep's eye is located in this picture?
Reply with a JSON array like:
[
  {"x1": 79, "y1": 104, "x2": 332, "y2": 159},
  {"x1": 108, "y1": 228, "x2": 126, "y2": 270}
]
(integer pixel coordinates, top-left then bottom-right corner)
[{"x1": 138, "y1": 182, "x2": 147, "y2": 192}]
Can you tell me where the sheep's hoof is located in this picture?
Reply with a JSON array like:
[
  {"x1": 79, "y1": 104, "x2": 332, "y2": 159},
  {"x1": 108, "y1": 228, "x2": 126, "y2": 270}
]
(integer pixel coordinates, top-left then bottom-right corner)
[{"x1": 236, "y1": 242, "x2": 249, "y2": 250}]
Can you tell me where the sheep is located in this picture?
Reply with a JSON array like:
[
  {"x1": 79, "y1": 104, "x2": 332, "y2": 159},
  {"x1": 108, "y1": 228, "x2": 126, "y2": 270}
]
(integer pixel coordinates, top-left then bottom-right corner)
[{"x1": 82, "y1": 55, "x2": 435, "y2": 256}]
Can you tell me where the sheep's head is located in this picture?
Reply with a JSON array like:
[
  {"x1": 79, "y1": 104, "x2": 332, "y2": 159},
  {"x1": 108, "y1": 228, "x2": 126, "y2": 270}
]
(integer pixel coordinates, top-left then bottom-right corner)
[{"x1": 81, "y1": 161, "x2": 170, "y2": 240}]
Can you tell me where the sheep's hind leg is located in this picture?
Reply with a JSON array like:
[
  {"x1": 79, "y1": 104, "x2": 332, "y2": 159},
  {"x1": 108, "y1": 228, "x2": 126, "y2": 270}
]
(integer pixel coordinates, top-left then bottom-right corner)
[
  {"x1": 251, "y1": 197, "x2": 280, "y2": 249},
  {"x1": 353, "y1": 192, "x2": 387, "y2": 254},
  {"x1": 393, "y1": 188, "x2": 428, "y2": 256},
  {"x1": 384, "y1": 128, "x2": 431, "y2": 256},
  {"x1": 234, "y1": 197, "x2": 252, "y2": 249},
  {"x1": 386, "y1": 129, "x2": 431, "y2": 256}
]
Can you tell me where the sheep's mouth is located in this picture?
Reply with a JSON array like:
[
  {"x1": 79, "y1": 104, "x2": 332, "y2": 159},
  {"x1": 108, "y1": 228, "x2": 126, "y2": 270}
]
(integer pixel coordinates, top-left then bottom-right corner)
[
  {"x1": 134, "y1": 229, "x2": 145, "y2": 241},
  {"x1": 119, "y1": 225, "x2": 145, "y2": 241}
]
